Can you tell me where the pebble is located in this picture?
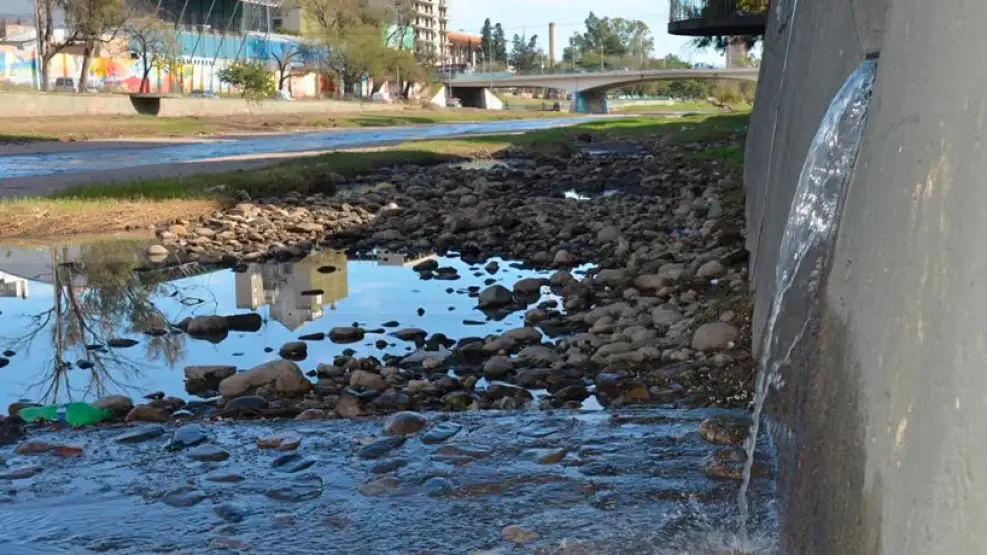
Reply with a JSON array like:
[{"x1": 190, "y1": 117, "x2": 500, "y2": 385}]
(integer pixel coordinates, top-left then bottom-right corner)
[
  {"x1": 187, "y1": 444, "x2": 231, "y2": 462},
  {"x1": 502, "y1": 525, "x2": 539, "y2": 544}
]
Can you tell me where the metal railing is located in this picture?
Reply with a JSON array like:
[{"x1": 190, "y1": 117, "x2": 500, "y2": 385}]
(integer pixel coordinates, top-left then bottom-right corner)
[{"x1": 669, "y1": 0, "x2": 769, "y2": 23}]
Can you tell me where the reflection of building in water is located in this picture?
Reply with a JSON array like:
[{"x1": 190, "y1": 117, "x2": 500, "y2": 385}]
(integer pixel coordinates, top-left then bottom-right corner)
[
  {"x1": 0, "y1": 271, "x2": 28, "y2": 298},
  {"x1": 376, "y1": 250, "x2": 436, "y2": 268},
  {"x1": 234, "y1": 251, "x2": 349, "y2": 331}
]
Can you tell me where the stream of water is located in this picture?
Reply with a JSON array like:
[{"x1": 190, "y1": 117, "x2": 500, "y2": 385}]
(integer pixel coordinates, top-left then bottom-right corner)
[{"x1": 737, "y1": 59, "x2": 879, "y2": 542}]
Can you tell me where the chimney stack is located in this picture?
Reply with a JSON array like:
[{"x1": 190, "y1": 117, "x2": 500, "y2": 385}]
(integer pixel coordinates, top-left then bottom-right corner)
[{"x1": 548, "y1": 22, "x2": 557, "y2": 67}]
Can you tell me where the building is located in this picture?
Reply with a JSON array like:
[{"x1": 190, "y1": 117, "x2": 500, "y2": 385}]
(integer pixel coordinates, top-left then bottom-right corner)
[
  {"x1": 444, "y1": 31, "x2": 481, "y2": 72},
  {"x1": 408, "y1": 0, "x2": 449, "y2": 65}
]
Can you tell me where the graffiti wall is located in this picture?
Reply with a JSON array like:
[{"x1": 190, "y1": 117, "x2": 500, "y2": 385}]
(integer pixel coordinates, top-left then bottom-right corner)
[{"x1": 0, "y1": 45, "x2": 320, "y2": 97}]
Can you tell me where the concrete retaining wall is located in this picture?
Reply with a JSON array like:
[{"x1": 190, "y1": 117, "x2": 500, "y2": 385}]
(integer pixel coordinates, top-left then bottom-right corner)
[
  {"x1": 0, "y1": 91, "x2": 405, "y2": 118},
  {"x1": 748, "y1": 0, "x2": 987, "y2": 553}
]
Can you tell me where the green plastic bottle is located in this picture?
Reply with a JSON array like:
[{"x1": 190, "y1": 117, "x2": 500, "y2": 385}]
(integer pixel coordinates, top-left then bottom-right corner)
[{"x1": 18, "y1": 402, "x2": 112, "y2": 427}]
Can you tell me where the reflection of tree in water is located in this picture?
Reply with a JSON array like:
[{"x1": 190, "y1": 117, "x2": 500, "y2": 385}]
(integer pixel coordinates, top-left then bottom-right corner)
[{"x1": 6, "y1": 241, "x2": 198, "y2": 403}]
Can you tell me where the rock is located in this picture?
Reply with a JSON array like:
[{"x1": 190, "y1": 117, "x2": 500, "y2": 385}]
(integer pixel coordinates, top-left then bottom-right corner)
[
  {"x1": 335, "y1": 395, "x2": 363, "y2": 418},
  {"x1": 482, "y1": 356, "x2": 514, "y2": 379},
  {"x1": 597, "y1": 226, "x2": 620, "y2": 242},
  {"x1": 691, "y1": 322, "x2": 740, "y2": 351},
  {"x1": 517, "y1": 345, "x2": 561, "y2": 365},
  {"x1": 181, "y1": 315, "x2": 229, "y2": 338},
  {"x1": 289, "y1": 222, "x2": 324, "y2": 233},
  {"x1": 92, "y1": 395, "x2": 134, "y2": 417},
  {"x1": 168, "y1": 224, "x2": 188, "y2": 236},
  {"x1": 299, "y1": 332, "x2": 326, "y2": 341},
  {"x1": 126, "y1": 405, "x2": 170, "y2": 423},
  {"x1": 258, "y1": 434, "x2": 302, "y2": 450},
  {"x1": 413, "y1": 259, "x2": 439, "y2": 272},
  {"x1": 392, "y1": 328, "x2": 427, "y2": 342},
  {"x1": 204, "y1": 472, "x2": 246, "y2": 483},
  {"x1": 523, "y1": 447, "x2": 568, "y2": 464},
  {"x1": 106, "y1": 338, "x2": 139, "y2": 348},
  {"x1": 295, "y1": 408, "x2": 329, "y2": 420},
  {"x1": 218, "y1": 360, "x2": 312, "y2": 399},
  {"x1": 698, "y1": 416, "x2": 751, "y2": 446},
  {"x1": 358, "y1": 476, "x2": 399, "y2": 497},
  {"x1": 422, "y1": 422, "x2": 463, "y2": 445},
  {"x1": 697, "y1": 260, "x2": 726, "y2": 278},
  {"x1": 357, "y1": 436, "x2": 406, "y2": 459},
  {"x1": 502, "y1": 525, "x2": 539, "y2": 544},
  {"x1": 265, "y1": 475, "x2": 324, "y2": 502},
  {"x1": 147, "y1": 245, "x2": 168, "y2": 256},
  {"x1": 478, "y1": 285, "x2": 514, "y2": 309},
  {"x1": 350, "y1": 370, "x2": 387, "y2": 390},
  {"x1": 0, "y1": 357, "x2": 8, "y2": 369},
  {"x1": 513, "y1": 278, "x2": 548, "y2": 297},
  {"x1": 187, "y1": 444, "x2": 231, "y2": 462},
  {"x1": 329, "y1": 327, "x2": 365, "y2": 343},
  {"x1": 222, "y1": 395, "x2": 269, "y2": 416},
  {"x1": 279, "y1": 342, "x2": 308, "y2": 360},
  {"x1": 225, "y1": 313, "x2": 263, "y2": 332},
  {"x1": 0, "y1": 465, "x2": 42, "y2": 480},
  {"x1": 652, "y1": 307, "x2": 684, "y2": 327},
  {"x1": 213, "y1": 502, "x2": 248, "y2": 523},
  {"x1": 161, "y1": 487, "x2": 207, "y2": 508},
  {"x1": 272, "y1": 453, "x2": 316, "y2": 473},
  {"x1": 553, "y1": 250, "x2": 575, "y2": 265},
  {"x1": 184, "y1": 365, "x2": 236, "y2": 397},
  {"x1": 161, "y1": 427, "x2": 206, "y2": 454},
  {"x1": 7, "y1": 402, "x2": 39, "y2": 417},
  {"x1": 384, "y1": 411, "x2": 428, "y2": 436},
  {"x1": 115, "y1": 425, "x2": 166, "y2": 444}
]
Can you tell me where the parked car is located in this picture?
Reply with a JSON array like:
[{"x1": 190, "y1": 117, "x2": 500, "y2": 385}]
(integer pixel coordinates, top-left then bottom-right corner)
[
  {"x1": 552, "y1": 101, "x2": 562, "y2": 112},
  {"x1": 53, "y1": 77, "x2": 76, "y2": 93},
  {"x1": 448, "y1": 97, "x2": 462, "y2": 108}
]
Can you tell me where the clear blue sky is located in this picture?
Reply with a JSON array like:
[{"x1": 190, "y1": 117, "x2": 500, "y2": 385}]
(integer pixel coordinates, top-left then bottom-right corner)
[{"x1": 448, "y1": 0, "x2": 725, "y2": 67}]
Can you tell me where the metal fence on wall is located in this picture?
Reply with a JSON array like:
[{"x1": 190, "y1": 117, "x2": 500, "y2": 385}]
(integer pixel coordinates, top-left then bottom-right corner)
[{"x1": 669, "y1": 0, "x2": 769, "y2": 23}]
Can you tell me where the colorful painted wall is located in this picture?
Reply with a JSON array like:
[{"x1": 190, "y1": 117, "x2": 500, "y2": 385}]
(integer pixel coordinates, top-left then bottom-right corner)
[{"x1": 0, "y1": 44, "x2": 321, "y2": 97}]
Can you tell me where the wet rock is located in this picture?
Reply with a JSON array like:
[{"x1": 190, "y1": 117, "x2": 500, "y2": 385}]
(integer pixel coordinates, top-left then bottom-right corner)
[
  {"x1": 486, "y1": 382, "x2": 533, "y2": 401},
  {"x1": 258, "y1": 434, "x2": 302, "y2": 450},
  {"x1": 691, "y1": 322, "x2": 740, "y2": 351},
  {"x1": 392, "y1": 328, "x2": 427, "y2": 342},
  {"x1": 222, "y1": 395, "x2": 269, "y2": 417},
  {"x1": 205, "y1": 472, "x2": 246, "y2": 483},
  {"x1": 296, "y1": 408, "x2": 329, "y2": 420},
  {"x1": 502, "y1": 525, "x2": 539, "y2": 544},
  {"x1": 6, "y1": 402, "x2": 39, "y2": 417},
  {"x1": 273, "y1": 453, "x2": 316, "y2": 473},
  {"x1": 187, "y1": 444, "x2": 231, "y2": 462},
  {"x1": 513, "y1": 278, "x2": 549, "y2": 296},
  {"x1": 126, "y1": 405, "x2": 170, "y2": 423},
  {"x1": 0, "y1": 465, "x2": 41, "y2": 480},
  {"x1": 115, "y1": 425, "x2": 166, "y2": 444},
  {"x1": 265, "y1": 474, "x2": 324, "y2": 502},
  {"x1": 225, "y1": 313, "x2": 263, "y2": 332},
  {"x1": 106, "y1": 338, "x2": 139, "y2": 349},
  {"x1": 358, "y1": 476, "x2": 399, "y2": 497},
  {"x1": 350, "y1": 370, "x2": 387, "y2": 390},
  {"x1": 218, "y1": 359, "x2": 312, "y2": 399},
  {"x1": 413, "y1": 259, "x2": 439, "y2": 272},
  {"x1": 180, "y1": 315, "x2": 229, "y2": 338},
  {"x1": 147, "y1": 245, "x2": 168, "y2": 257},
  {"x1": 482, "y1": 356, "x2": 514, "y2": 380},
  {"x1": 517, "y1": 345, "x2": 561, "y2": 365},
  {"x1": 383, "y1": 411, "x2": 428, "y2": 436},
  {"x1": 698, "y1": 416, "x2": 751, "y2": 446},
  {"x1": 478, "y1": 285, "x2": 514, "y2": 309},
  {"x1": 161, "y1": 487, "x2": 207, "y2": 507},
  {"x1": 279, "y1": 342, "x2": 308, "y2": 360},
  {"x1": 299, "y1": 332, "x2": 326, "y2": 341},
  {"x1": 523, "y1": 447, "x2": 568, "y2": 464},
  {"x1": 166, "y1": 424, "x2": 208, "y2": 451},
  {"x1": 329, "y1": 327, "x2": 365, "y2": 343},
  {"x1": 334, "y1": 395, "x2": 364, "y2": 418},
  {"x1": 421, "y1": 422, "x2": 463, "y2": 445},
  {"x1": 552, "y1": 384, "x2": 590, "y2": 403},
  {"x1": 184, "y1": 365, "x2": 236, "y2": 397},
  {"x1": 357, "y1": 436, "x2": 406, "y2": 459},
  {"x1": 92, "y1": 395, "x2": 134, "y2": 418},
  {"x1": 697, "y1": 260, "x2": 726, "y2": 278},
  {"x1": 213, "y1": 502, "x2": 248, "y2": 523}
]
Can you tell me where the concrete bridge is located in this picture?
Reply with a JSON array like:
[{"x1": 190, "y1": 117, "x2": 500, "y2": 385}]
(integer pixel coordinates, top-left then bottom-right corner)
[{"x1": 440, "y1": 68, "x2": 760, "y2": 113}]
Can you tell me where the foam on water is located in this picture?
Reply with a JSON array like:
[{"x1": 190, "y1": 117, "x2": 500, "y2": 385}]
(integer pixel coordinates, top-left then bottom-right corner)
[{"x1": 737, "y1": 58, "x2": 879, "y2": 542}]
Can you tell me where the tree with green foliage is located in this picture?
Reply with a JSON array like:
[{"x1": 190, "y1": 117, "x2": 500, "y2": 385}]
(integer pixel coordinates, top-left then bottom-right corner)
[
  {"x1": 509, "y1": 33, "x2": 542, "y2": 72},
  {"x1": 218, "y1": 61, "x2": 274, "y2": 98},
  {"x1": 479, "y1": 18, "x2": 494, "y2": 64},
  {"x1": 492, "y1": 23, "x2": 508, "y2": 64},
  {"x1": 62, "y1": 0, "x2": 129, "y2": 92},
  {"x1": 562, "y1": 12, "x2": 653, "y2": 69}
]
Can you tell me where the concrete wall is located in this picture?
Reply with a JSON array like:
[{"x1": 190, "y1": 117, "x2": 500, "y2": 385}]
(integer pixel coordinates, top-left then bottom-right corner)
[
  {"x1": 0, "y1": 91, "x2": 405, "y2": 118},
  {"x1": 748, "y1": 0, "x2": 987, "y2": 553},
  {"x1": 482, "y1": 89, "x2": 504, "y2": 110}
]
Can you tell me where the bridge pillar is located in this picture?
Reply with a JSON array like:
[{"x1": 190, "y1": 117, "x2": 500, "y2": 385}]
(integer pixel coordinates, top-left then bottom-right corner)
[
  {"x1": 572, "y1": 90, "x2": 608, "y2": 114},
  {"x1": 449, "y1": 86, "x2": 504, "y2": 110}
]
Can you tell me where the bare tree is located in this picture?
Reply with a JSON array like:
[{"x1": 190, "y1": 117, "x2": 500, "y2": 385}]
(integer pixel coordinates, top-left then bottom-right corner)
[
  {"x1": 127, "y1": 15, "x2": 178, "y2": 93},
  {"x1": 62, "y1": 0, "x2": 129, "y2": 92},
  {"x1": 270, "y1": 42, "x2": 304, "y2": 92}
]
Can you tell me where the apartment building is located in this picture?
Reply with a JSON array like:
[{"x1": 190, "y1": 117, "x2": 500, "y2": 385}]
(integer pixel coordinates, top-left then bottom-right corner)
[{"x1": 409, "y1": 0, "x2": 449, "y2": 65}]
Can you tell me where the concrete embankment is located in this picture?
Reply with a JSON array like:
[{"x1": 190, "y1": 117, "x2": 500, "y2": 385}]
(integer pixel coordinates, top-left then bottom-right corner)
[
  {"x1": 747, "y1": 0, "x2": 987, "y2": 553},
  {"x1": 0, "y1": 91, "x2": 405, "y2": 119}
]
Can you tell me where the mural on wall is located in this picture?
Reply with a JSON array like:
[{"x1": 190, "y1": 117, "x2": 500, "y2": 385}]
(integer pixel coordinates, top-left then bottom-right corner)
[{"x1": 0, "y1": 43, "x2": 321, "y2": 97}]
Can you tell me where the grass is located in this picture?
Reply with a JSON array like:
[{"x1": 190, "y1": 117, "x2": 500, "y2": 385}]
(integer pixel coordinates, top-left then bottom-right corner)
[
  {"x1": 0, "y1": 109, "x2": 576, "y2": 142},
  {"x1": 611, "y1": 100, "x2": 751, "y2": 113},
  {"x1": 0, "y1": 112, "x2": 749, "y2": 238},
  {"x1": 683, "y1": 145, "x2": 746, "y2": 171}
]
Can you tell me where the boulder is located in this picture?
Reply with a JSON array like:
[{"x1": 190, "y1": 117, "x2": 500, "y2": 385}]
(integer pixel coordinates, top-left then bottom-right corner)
[
  {"x1": 225, "y1": 313, "x2": 263, "y2": 332},
  {"x1": 218, "y1": 360, "x2": 312, "y2": 399},
  {"x1": 91, "y1": 395, "x2": 134, "y2": 418},
  {"x1": 691, "y1": 323, "x2": 740, "y2": 351},
  {"x1": 329, "y1": 327, "x2": 365, "y2": 343},
  {"x1": 478, "y1": 285, "x2": 514, "y2": 309},
  {"x1": 184, "y1": 365, "x2": 236, "y2": 397}
]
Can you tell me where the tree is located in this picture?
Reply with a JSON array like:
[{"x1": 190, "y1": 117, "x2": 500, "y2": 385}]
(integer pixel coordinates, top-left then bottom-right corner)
[
  {"x1": 218, "y1": 61, "x2": 274, "y2": 99},
  {"x1": 300, "y1": 0, "x2": 390, "y2": 95},
  {"x1": 36, "y1": 0, "x2": 80, "y2": 91},
  {"x1": 62, "y1": 0, "x2": 129, "y2": 92},
  {"x1": 127, "y1": 15, "x2": 178, "y2": 94},
  {"x1": 691, "y1": 35, "x2": 760, "y2": 54},
  {"x1": 562, "y1": 13, "x2": 653, "y2": 69},
  {"x1": 479, "y1": 18, "x2": 493, "y2": 64},
  {"x1": 492, "y1": 23, "x2": 507, "y2": 63},
  {"x1": 509, "y1": 33, "x2": 542, "y2": 72},
  {"x1": 269, "y1": 42, "x2": 306, "y2": 92}
]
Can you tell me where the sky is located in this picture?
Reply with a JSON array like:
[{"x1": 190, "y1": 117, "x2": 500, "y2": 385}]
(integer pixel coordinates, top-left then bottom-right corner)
[{"x1": 448, "y1": 0, "x2": 725, "y2": 67}]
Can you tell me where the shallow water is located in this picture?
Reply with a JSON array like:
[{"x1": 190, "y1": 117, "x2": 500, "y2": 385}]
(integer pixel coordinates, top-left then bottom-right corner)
[
  {"x1": 0, "y1": 408, "x2": 777, "y2": 554},
  {"x1": 0, "y1": 241, "x2": 584, "y2": 408}
]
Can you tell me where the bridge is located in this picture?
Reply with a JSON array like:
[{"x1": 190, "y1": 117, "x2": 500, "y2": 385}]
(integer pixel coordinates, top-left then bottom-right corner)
[{"x1": 439, "y1": 68, "x2": 760, "y2": 113}]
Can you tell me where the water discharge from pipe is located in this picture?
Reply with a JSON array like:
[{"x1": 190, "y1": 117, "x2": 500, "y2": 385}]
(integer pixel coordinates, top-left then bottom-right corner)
[{"x1": 737, "y1": 58, "x2": 879, "y2": 544}]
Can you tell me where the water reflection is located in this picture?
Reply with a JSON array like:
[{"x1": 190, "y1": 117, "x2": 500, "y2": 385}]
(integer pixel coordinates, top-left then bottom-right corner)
[{"x1": 0, "y1": 242, "x2": 551, "y2": 407}]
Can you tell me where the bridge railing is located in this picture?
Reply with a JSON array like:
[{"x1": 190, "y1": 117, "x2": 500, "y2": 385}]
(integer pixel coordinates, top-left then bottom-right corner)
[
  {"x1": 668, "y1": 0, "x2": 769, "y2": 36},
  {"x1": 440, "y1": 66, "x2": 709, "y2": 82}
]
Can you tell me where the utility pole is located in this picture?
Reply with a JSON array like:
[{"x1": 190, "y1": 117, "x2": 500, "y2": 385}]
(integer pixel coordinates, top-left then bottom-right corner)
[{"x1": 33, "y1": 0, "x2": 43, "y2": 90}]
